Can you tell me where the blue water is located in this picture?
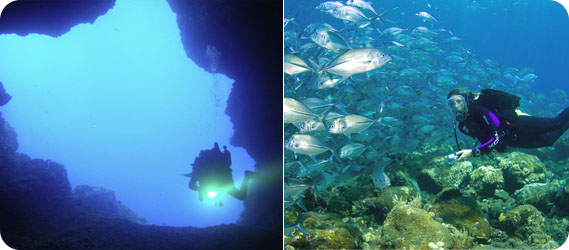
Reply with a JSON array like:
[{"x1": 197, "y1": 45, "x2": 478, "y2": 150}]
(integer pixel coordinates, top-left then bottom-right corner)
[
  {"x1": 285, "y1": 0, "x2": 569, "y2": 95},
  {"x1": 0, "y1": 0, "x2": 255, "y2": 227}
]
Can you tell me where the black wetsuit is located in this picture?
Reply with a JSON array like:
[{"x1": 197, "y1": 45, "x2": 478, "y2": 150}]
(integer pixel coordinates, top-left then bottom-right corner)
[{"x1": 459, "y1": 104, "x2": 569, "y2": 154}]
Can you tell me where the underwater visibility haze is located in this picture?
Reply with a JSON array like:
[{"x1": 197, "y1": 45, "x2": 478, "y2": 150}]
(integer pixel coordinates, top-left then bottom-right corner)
[
  {"x1": 284, "y1": 0, "x2": 569, "y2": 249},
  {"x1": 0, "y1": 0, "x2": 255, "y2": 227}
]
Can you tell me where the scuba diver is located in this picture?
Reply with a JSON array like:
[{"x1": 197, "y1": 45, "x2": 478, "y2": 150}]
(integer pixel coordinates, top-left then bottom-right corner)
[
  {"x1": 183, "y1": 142, "x2": 256, "y2": 207},
  {"x1": 447, "y1": 88, "x2": 569, "y2": 161}
]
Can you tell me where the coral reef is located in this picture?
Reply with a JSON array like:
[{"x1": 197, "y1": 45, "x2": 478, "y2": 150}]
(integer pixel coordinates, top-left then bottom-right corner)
[
  {"x1": 514, "y1": 182, "x2": 560, "y2": 214},
  {"x1": 378, "y1": 202, "x2": 473, "y2": 249},
  {"x1": 362, "y1": 186, "x2": 416, "y2": 223},
  {"x1": 497, "y1": 205, "x2": 547, "y2": 242},
  {"x1": 284, "y1": 141, "x2": 569, "y2": 249},
  {"x1": 496, "y1": 152, "x2": 547, "y2": 193},
  {"x1": 418, "y1": 159, "x2": 473, "y2": 194},
  {"x1": 430, "y1": 188, "x2": 492, "y2": 240},
  {"x1": 470, "y1": 166, "x2": 504, "y2": 197},
  {"x1": 284, "y1": 212, "x2": 359, "y2": 250}
]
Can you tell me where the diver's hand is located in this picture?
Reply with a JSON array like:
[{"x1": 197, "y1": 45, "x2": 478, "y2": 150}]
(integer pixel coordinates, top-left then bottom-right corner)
[{"x1": 456, "y1": 149, "x2": 473, "y2": 161}]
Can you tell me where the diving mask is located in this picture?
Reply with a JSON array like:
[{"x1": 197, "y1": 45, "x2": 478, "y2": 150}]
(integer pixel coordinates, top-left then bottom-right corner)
[{"x1": 447, "y1": 95, "x2": 467, "y2": 121}]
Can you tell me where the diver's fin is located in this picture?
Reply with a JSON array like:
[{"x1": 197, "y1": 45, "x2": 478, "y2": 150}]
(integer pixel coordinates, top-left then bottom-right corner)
[{"x1": 181, "y1": 173, "x2": 192, "y2": 178}]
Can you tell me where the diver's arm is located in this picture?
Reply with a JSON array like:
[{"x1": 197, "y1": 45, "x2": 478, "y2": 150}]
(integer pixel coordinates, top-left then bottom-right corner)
[
  {"x1": 189, "y1": 177, "x2": 199, "y2": 191},
  {"x1": 470, "y1": 106, "x2": 502, "y2": 156}
]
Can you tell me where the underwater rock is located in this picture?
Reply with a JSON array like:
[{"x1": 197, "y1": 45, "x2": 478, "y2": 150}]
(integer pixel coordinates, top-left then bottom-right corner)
[
  {"x1": 430, "y1": 188, "x2": 492, "y2": 240},
  {"x1": 554, "y1": 178, "x2": 569, "y2": 213},
  {"x1": 497, "y1": 204, "x2": 546, "y2": 242},
  {"x1": 418, "y1": 159, "x2": 473, "y2": 194},
  {"x1": 326, "y1": 184, "x2": 374, "y2": 217},
  {"x1": 285, "y1": 212, "x2": 359, "y2": 250},
  {"x1": 513, "y1": 182, "x2": 559, "y2": 214},
  {"x1": 470, "y1": 166, "x2": 504, "y2": 197},
  {"x1": 360, "y1": 226, "x2": 383, "y2": 250},
  {"x1": 551, "y1": 137, "x2": 569, "y2": 161},
  {"x1": 546, "y1": 217, "x2": 569, "y2": 245},
  {"x1": 72, "y1": 185, "x2": 148, "y2": 225},
  {"x1": 494, "y1": 189, "x2": 510, "y2": 200},
  {"x1": 496, "y1": 152, "x2": 547, "y2": 193},
  {"x1": 0, "y1": 154, "x2": 73, "y2": 241},
  {"x1": 0, "y1": 115, "x2": 18, "y2": 154},
  {"x1": 378, "y1": 202, "x2": 473, "y2": 249},
  {"x1": 362, "y1": 186, "x2": 416, "y2": 223},
  {"x1": 479, "y1": 197, "x2": 516, "y2": 223},
  {"x1": 0, "y1": 82, "x2": 12, "y2": 106}
]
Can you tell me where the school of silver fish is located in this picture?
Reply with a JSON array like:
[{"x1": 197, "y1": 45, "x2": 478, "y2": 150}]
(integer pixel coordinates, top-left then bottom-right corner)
[{"x1": 283, "y1": 0, "x2": 565, "y2": 236}]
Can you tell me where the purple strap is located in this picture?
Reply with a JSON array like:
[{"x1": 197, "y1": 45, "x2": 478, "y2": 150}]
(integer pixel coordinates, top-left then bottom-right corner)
[
  {"x1": 474, "y1": 137, "x2": 494, "y2": 150},
  {"x1": 488, "y1": 111, "x2": 500, "y2": 127}
]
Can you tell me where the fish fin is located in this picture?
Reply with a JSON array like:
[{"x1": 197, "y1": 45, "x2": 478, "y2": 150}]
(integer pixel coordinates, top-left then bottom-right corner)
[
  {"x1": 317, "y1": 104, "x2": 334, "y2": 129},
  {"x1": 309, "y1": 155, "x2": 317, "y2": 162},
  {"x1": 295, "y1": 200, "x2": 308, "y2": 212},
  {"x1": 348, "y1": 85, "x2": 366, "y2": 97},
  {"x1": 329, "y1": 148, "x2": 340, "y2": 162},
  {"x1": 296, "y1": 222, "x2": 310, "y2": 236},
  {"x1": 311, "y1": 186, "x2": 323, "y2": 200},
  {"x1": 294, "y1": 79, "x2": 306, "y2": 91},
  {"x1": 334, "y1": 102, "x2": 350, "y2": 115}
]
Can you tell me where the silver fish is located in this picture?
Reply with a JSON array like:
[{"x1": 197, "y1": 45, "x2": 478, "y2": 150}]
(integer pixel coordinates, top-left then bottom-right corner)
[
  {"x1": 284, "y1": 97, "x2": 319, "y2": 123},
  {"x1": 284, "y1": 134, "x2": 334, "y2": 157},
  {"x1": 284, "y1": 178, "x2": 310, "y2": 198},
  {"x1": 299, "y1": 112, "x2": 343, "y2": 133},
  {"x1": 317, "y1": 73, "x2": 344, "y2": 89},
  {"x1": 311, "y1": 30, "x2": 351, "y2": 52},
  {"x1": 329, "y1": 114, "x2": 382, "y2": 134},
  {"x1": 301, "y1": 22, "x2": 339, "y2": 39},
  {"x1": 299, "y1": 118, "x2": 327, "y2": 133},
  {"x1": 284, "y1": 54, "x2": 311, "y2": 76},
  {"x1": 283, "y1": 17, "x2": 295, "y2": 28},
  {"x1": 301, "y1": 97, "x2": 333, "y2": 115},
  {"x1": 371, "y1": 164, "x2": 390, "y2": 190},
  {"x1": 330, "y1": 6, "x2": 370, "y2": 25},
  {"x1": 416, "y1": 11, "x2": 438, "y2": 23},
  {"x1": 315, "y1": 1, "x2": 344, "y2": 13},
  {"x1": 339, "y1": 143, "x2": 367, "y2": 159},
  {"x1": 345, "y1": 0, "x2": 379, "y2": 16},
  {"x1": 381, "y1": 27, "x2": 407, "y2": 36},
  {"x1": 324, "y1": 48, "x2": 391, "y2": 77}
]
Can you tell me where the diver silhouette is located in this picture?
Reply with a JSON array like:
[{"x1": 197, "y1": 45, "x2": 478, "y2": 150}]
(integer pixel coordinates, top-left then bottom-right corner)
[{"x1": 183, "y1": 142, "x2": 256, "y2": 206}]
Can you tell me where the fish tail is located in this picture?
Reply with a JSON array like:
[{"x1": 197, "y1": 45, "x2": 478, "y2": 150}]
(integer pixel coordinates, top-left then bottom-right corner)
[
  {"x1": 307, "y1": 57, "x2": 322, "y2": 74},
  {"x1": 375, "y1": 101, "x2": 386, "y2": 122},
  {"x1": 373, "y1": 6, "x2": 398, "y2": 24},
  {"x1": 296, "y1": 220, "x2": 310, "y2": 235},
  {"x1": 329, "y1": 148, "x2": 340, "y2": 162}
]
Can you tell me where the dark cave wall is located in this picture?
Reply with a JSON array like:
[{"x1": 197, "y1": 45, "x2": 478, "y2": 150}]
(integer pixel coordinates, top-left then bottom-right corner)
[
  {"x1": 0, "y1": 0, "x2": 282, "y2": 232},
  {"x1": 166, "y1": 0, "x2": 283, "y2": 168},
  {"x1": 0, "y1": 0, "x2": 116, "y2": 37},
  {"x1": 166, "y1": 0, "x2": 283, "y2": 230}
]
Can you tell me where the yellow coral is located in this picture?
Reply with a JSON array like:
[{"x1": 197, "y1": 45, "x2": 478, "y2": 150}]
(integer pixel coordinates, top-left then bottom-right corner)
[{"x1": 498, "y1": 213, "x2": 506, "y2": 222}]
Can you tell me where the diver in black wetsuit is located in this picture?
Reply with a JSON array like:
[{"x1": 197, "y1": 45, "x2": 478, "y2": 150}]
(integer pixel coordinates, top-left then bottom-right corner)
[
  {"x1": 183, "y1": 142, "x2": 255, "y2": 206},
  {"x1": 447, "y1": 88, "x2": 569, "y2": 161}
]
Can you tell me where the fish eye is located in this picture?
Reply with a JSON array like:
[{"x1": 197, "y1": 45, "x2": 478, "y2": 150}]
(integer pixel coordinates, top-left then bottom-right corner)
[{"x1": 294, "y1": 143, "x2": 300, "y2": 148}]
